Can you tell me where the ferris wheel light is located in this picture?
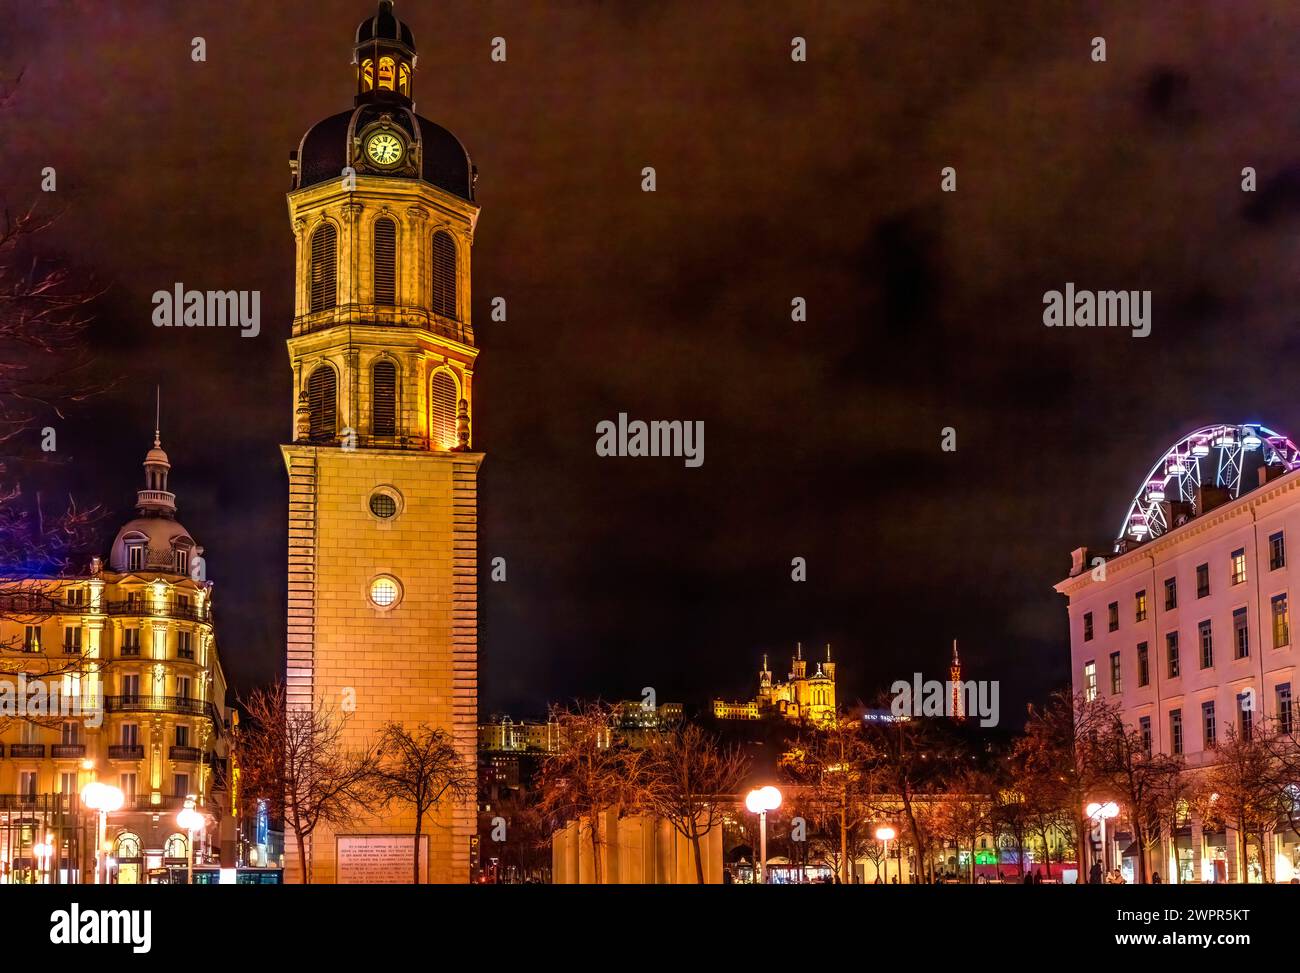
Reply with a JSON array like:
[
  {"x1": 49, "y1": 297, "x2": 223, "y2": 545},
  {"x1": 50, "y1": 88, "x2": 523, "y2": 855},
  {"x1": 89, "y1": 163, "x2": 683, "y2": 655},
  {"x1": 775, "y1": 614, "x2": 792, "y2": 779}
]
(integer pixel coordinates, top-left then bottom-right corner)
[
  {"x1": 1213, "y1": 430, "x2": 1237, "y2": 448},
  {"x1": 1242, "y1": 427, "x2": 1262, "y2": 450},
  {"x1": 1166, "y1": 456, "x2": 1187, "y2": 475},
  {"x1": 1191, "y1": 440, "x2": 1211, "y2": 457},
  {"x1": 1146, "y1": 481, "x2": 1166, "y2": 501}
]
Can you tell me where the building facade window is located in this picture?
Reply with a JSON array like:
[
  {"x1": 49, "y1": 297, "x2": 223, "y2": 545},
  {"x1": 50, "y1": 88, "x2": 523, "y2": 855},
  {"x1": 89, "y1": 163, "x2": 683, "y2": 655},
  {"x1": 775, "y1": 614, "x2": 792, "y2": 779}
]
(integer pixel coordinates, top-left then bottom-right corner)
[
  {"x1": 1083, "y1": 661, "x2": 1097, "y2": 702},
  {"x1": 1139, "y1": 716, "x2": 1152, "y2": 756},
  {"x1": 1083, "y1": 612, "x2": 1094, "y2": 642},
  {"x1": 1279, "y1": 683, "x2": 1293, "y2": 735},
  {"x1": 1110, "y1": 651, "x2": 1122, "y2": 694},
  {"x1": 1273, "y1": 593, "x2": 1290, "y2": 648},
  {"x1": 1135, "y1": 589, "x2": 1147, "y2": 622},
  {"x1": 62, "y1": 626, "x2": 81, "y2": 653},
  {"x1": 1231, "y1": 548, "x2": 1247, "y2": 585},
  {"x1": 122, "y1": 628, "x2": 140, "y2": 656},
  {"x1": 1239, "y1": 693, "x2": 1254, "y2": 741},
  {"x1": 1108, "y1": 601, "x2": 1119, "y2": 632},
  {"x1": 1199, "y1": 620, "x2": 1213, "y2": 669},
  {"x1": 1270, "y1": 531, "x2": 1286, "y2": 571},
  {"x1": 1202, "y1": 701, "x2": 1216, "y2": 750},
  {"x1": 23, "y1": 625, "x2": 41, "y2": 651},
  {"x1": 178, "y1": 630, "x2": 193, "y2": 660},
  {"x1": 1164, "y1": 577, "x2": 1177, "y2": 611},
  {"x1": 1137, "y1": 642, "x2": 1149, "y2": 687},
  {"x1": 128, "y1": 545, "x2": 144, "y2": 571},
  {"x1": 1170, "y1": 709, "x2": 1183, "y2": 755},
  {"x1": 1166, "y1": 632, "x2": 1180, "y2": 678},
  {"x1": 1197, "y1": 563, "x2": 1210, "y2": 598},
  {"x1": 1233, "y1": 607, "x2": 1249, "y2": 659}
]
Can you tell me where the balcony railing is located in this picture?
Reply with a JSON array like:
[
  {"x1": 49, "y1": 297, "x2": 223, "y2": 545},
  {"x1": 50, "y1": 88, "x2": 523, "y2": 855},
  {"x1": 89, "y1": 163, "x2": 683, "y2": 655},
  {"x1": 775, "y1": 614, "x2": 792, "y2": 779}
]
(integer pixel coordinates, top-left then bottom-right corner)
[
  {"x1": 8, "y1": 744, "x2": 45, "y2": 758},
  {"x1": 168, "y1": 745, "x2": 203, "y2": 762},
  {"x1": 50, "y1": 744, "x2": 86, "y2": 758},
  {"x1": 107, "y1": 744, "x2": 145, "y2": 760},
  {"x1": 105, "y1": 600, "x2": 207, "y2": 623},
  {"x1": 104, "y1": 695, "x2": 223, "y2": 730},
  {"x1": 0, "y1": 793, "x2": 81, "y2": 813}
]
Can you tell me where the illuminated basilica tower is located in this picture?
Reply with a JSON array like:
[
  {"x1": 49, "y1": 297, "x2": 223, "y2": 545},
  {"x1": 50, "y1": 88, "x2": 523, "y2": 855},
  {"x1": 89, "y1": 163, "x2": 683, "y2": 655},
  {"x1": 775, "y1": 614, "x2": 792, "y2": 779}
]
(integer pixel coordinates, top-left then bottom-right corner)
[{"x1": 282, "y1": 1, "x2": 480, "y2": 883}]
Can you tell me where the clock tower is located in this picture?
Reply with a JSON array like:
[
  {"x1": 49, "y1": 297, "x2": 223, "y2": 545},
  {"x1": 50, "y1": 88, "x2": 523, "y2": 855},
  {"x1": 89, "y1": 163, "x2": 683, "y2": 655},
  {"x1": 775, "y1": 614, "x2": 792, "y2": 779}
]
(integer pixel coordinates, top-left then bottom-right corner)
[{"x1": 282, "y1": 0, "x2": 481, "y2": 884}]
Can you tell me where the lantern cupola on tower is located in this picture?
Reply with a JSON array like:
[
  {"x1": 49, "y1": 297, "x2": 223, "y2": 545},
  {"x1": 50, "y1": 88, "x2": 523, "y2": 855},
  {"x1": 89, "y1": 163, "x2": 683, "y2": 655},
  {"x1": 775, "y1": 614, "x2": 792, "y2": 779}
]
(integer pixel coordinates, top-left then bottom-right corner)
[{"x1": 355, "y1": 0, "x2": 416, "y2": 106}]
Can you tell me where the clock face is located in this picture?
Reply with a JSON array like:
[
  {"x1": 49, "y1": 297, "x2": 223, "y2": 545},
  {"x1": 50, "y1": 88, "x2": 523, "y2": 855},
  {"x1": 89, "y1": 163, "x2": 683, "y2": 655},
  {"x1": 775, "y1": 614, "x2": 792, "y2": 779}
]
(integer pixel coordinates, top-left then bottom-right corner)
[{"x1": 365, "y1": 131, "x2": 404, "y2": 167}]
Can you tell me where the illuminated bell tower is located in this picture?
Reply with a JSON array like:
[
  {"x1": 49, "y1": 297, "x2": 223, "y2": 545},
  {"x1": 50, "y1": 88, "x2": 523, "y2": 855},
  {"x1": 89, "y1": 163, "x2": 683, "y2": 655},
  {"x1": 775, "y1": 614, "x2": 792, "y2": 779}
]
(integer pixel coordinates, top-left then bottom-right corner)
[{"x1": 282, "y1": 0, "x2": 481, "y2": 884}]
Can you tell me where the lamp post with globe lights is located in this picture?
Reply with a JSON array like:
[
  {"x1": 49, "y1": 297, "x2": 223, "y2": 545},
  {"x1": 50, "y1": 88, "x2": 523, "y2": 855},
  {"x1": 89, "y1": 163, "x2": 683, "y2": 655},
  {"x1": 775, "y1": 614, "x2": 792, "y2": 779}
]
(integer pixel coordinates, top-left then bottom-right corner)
[
  {"x1": 80, "y1": 781, "x2": 124, "y2": 885},
  {"x1": 875, "y1": 825, "x2": 897, "y2": 884},
  {"x1": 33, "y1": 835, "x2": 53, "y2": 885},
  {"x1": 177, "y1": 799, "x2": 204, "y2": 885},
  {"x1": 1087, "y1": 801, "x2": 1120, "y2": 879},
  {"x1": 745, "y1": 785, "x2": 782, "y2": 884}
]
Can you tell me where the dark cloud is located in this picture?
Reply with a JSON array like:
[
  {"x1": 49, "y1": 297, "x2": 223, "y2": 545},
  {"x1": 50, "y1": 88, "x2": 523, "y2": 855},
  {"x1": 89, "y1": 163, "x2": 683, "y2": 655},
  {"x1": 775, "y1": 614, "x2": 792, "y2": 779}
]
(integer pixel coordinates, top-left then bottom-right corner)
[{"x1": 3, "y1": 0, "x2": 1299, "y2": 724}]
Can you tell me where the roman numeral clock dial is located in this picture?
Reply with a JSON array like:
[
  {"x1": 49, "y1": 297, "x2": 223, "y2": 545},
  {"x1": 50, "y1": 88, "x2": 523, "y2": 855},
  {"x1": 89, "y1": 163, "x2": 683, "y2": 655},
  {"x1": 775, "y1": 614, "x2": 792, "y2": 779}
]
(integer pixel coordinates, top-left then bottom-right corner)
[{"x1": 365, "y1": 131, "x2": 403, "y2": 166}]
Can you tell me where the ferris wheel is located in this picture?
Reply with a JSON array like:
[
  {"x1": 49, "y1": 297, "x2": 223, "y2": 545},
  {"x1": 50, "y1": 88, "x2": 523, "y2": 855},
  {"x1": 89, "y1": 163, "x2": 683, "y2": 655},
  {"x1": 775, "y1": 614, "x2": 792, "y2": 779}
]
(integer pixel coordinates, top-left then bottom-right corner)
[{"x1": 1117, "y1": 424, "x2": 1300, "y2": 548}]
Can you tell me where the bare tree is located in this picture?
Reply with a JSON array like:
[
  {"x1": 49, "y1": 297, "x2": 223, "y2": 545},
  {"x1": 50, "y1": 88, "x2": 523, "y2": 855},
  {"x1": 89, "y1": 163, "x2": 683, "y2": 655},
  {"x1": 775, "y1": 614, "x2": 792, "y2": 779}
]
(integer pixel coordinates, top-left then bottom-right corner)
[
  {"x1": 642, "y1": 722, "x2": 749, "y2": 884},
  {"x1": 1197, "y1": 724, "x2": 1280, "y2": 883},
  {"x1": 535, "y1": 701, "x2": 644, "y2": 884},
  {"x1": 785, "y1": 708, "x2": 881, "y2": 884},
  {"x1": 371, "y1": 721, "x2": 474, "y2": 884},
  {"x1": 233, "y1": 681, "x2": 377, "y2": 883},
  {"x1": 1096, "y1": 711, "x2": 1184, "y2": 883},
  {"x1": 932, "y1": 765, "x2": 993, "y2": 883}
]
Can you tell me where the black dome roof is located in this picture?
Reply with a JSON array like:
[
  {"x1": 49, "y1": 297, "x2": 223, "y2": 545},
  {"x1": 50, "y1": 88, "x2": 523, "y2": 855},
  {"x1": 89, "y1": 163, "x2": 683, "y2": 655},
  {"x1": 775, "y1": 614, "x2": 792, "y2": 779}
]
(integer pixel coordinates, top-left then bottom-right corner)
[
  {"x1": 295, "y1": 104, "x2": 474, "y2": 201},
  {"x1": 356, "y1": 1, "x2": 414, "y2": 51}
]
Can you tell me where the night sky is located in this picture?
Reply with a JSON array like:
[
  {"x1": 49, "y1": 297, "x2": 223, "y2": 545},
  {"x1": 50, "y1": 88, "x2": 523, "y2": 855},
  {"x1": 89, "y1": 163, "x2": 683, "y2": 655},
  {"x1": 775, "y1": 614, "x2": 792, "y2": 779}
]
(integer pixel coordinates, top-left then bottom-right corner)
[{"x1": 4, "y1": 1, "x2": 1300, "y2": 725}]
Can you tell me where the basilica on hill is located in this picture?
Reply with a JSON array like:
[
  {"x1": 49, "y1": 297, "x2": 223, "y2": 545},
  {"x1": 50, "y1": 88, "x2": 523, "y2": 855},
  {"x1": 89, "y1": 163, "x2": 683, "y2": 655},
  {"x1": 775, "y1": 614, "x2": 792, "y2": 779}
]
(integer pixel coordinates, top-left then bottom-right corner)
[{"x1": 712, "y1": 644, "x2": 836, "y2": 724}]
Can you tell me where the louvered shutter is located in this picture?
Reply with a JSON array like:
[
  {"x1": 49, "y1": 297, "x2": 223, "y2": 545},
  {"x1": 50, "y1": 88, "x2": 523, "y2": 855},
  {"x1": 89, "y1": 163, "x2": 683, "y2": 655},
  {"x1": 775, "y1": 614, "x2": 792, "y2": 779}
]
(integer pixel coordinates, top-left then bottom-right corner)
[
  {"x1": 373, "y1": 219, "x2": 396, "y2": 306},
  {"x1": 431, "y1": 230, "x2": 457, "y2": 320},
  {"x1": 310, "y1": 224, "x2": 337, "y2": 312},
  {"x1": 430, "y1": 370, "x2": 458, "y2": 448},
  {"x1": 307, "y1": 366, "x2": 337, "y2": 442},
  {"x1": 372, "y1": 360, "x2": 397, "y2": 437}
]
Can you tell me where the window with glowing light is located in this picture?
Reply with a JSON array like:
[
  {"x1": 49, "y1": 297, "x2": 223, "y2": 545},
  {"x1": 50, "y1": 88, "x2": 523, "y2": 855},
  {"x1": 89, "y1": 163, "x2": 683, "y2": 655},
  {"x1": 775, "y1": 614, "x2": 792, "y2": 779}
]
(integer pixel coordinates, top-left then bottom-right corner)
[
  {"x1": 1134, "y1": 589, "x2": 1147, "y2": 622},
  {"x1": 369, "y1": 575, "x2": 402, "y2": 609},
  {"x1": 1273, "y1": 593, "x2": 1290, "y2": 648},
  {"x1": 430, "y1": 369, "x2": 459, "y2": 449},
  {"x1": 1083, "y1": 661, "x2": 1097, "y2": 702},
  {"x1": 360, "y1": 58, "x2": 374, "y2": 91},
  {"x1": 377, "y1": 57, "x2": 395, "y2": 90},
  {"x1": 1230, "y1": 548, "x2": 1247, "y2": 586}
]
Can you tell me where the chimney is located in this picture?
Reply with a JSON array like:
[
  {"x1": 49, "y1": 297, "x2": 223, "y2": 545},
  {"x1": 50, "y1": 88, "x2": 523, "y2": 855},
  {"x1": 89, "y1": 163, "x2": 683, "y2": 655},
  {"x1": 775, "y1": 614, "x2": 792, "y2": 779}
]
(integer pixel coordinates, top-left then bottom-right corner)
[
  {"x1": 1069, "y1": 546, "x2": 1088, "y2": 577},
  {"x1": 1196, "y1": 484, "x2": 1232, "y2": 515}
]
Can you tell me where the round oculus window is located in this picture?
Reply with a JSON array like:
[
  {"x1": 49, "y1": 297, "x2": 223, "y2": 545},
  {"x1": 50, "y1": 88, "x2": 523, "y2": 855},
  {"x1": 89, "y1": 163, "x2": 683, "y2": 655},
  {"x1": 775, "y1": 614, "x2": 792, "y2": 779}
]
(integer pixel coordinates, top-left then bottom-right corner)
[
  {"x1": 369, "y1": 491, "x2": 398, "y2": 519},
  {"x1": 369, "y1": 575, "x2": 401, "y2": 609}
]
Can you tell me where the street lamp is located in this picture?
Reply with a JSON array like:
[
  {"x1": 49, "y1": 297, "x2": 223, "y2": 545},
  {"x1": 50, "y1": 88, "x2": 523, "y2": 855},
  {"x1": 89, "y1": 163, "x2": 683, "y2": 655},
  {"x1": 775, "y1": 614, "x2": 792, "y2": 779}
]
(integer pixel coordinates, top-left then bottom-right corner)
[
  {"x1": 875, "y1": 825, "x2": 896, "y2": 884},
  {"x1": 177, "y1": 800, "x2": 204, "y2": 886},
  {"x1": 80, "y1": 781, "x2": 124, "y2": 885},
  {"x1": 33, "y1": 835, "x2": 53, "y2": 885},
  {"x1": 745, "y1": 785, "x2": 782, "y2": 884},
  {"x1": 1086, "y1": 801, "x2": 1120, "y2": 879}
]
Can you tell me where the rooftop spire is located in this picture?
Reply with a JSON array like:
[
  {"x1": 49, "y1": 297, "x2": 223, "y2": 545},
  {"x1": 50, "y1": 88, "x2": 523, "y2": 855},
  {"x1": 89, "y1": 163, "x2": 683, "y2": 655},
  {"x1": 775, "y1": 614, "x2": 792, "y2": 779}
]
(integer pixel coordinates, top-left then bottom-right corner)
[{"x1": 138, "y1": 390, "x2": 175, "y2": 516}]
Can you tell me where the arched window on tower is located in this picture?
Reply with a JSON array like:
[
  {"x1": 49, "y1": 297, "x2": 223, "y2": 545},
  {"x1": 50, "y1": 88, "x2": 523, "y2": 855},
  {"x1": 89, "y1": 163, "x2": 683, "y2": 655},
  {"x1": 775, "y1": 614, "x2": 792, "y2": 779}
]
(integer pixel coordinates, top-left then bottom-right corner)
[
  {"x1": 372, "y1": 360, "x2": 397, "y2": 438},
  {"x1": 431, "y1": 230, "x2": 457, "y2": 320},
  {"x1": 307, "y1": 365, "x2": 338, "y2": 443},
  {"x1": 373, "y1": 218, "x2": 396, "y2": 306},
  {"x1": 360, "y1": 58, "x2": 374, "y2": 92},
  {"x1": 377, "y1": 56, "x2": 395, "y2": 90},
  {"x1": 430, "y1": 370, "x2": 458, "y2": 449},
  {"x1": 309, "y1": 223, "x2": 337, "y2": 313},
  {"x1": 398, "y1": 62, "x2": 410, "y2": 96}
]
